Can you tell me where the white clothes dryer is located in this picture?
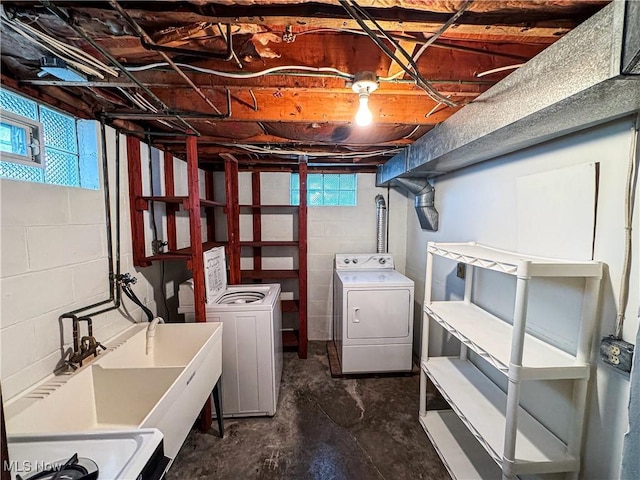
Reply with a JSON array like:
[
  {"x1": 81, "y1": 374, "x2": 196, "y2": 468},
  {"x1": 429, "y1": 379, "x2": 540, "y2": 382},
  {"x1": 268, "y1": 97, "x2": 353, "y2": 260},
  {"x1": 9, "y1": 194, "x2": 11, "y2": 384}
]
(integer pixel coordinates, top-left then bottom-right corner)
[
  {"x1": 333, "y1": 253, "x2": 414, "y2": 374},
  {"x1": 178, "y1": 247, "x2": 282, "y2": 417}
]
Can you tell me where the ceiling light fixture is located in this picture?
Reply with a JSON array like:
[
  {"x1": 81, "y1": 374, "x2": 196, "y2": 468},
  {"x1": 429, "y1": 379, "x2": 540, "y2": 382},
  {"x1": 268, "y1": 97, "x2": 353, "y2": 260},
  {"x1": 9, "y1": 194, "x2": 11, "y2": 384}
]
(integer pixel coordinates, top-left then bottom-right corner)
[{"x1": 351, "y1": 71, "x2": 378, "y2": 127}]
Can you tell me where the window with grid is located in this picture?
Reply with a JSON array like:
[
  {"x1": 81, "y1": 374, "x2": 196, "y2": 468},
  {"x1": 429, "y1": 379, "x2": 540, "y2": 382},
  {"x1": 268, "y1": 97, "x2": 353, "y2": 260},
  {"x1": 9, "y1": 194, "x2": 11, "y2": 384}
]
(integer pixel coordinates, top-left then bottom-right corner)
[
  {"x1": 0, "y1": 88, "x2": 99, "y2": 189},
  {"x1": 290, "y1": 173, "x2": 357, "y2": 206}
]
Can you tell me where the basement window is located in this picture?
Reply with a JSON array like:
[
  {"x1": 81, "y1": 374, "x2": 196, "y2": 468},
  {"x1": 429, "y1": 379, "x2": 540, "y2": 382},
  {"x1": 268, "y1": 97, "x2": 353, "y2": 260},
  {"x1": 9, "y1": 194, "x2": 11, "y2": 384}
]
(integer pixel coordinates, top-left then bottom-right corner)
[
  {"x1": 0, "y1": 89, "x2": 99, "y2": 189},
  {"x1": 290, "y1": 173, "x2": 357, "y2": 206}
]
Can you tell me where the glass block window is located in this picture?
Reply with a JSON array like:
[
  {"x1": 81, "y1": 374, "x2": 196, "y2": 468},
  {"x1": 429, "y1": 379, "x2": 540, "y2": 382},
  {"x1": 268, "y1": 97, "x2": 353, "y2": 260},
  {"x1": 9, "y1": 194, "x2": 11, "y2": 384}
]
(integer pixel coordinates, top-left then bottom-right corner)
[
  {"x1": 290, "y1": 173, "x2": 357, "y2": 206},
  {"x1": 0, "y1": 88, "x2": 99, "y2": 189}
]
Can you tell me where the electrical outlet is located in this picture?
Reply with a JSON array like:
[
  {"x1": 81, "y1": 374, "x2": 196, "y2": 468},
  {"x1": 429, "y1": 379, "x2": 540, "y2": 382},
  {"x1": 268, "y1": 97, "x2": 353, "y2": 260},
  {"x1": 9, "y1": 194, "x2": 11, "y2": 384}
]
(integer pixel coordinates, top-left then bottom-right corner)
[
  {"x1": 600, "y1": 336, "x2": 634, "y2": 374},
  {"x1": 456, "y1": 263, "x2": 466, "y2": 279}
]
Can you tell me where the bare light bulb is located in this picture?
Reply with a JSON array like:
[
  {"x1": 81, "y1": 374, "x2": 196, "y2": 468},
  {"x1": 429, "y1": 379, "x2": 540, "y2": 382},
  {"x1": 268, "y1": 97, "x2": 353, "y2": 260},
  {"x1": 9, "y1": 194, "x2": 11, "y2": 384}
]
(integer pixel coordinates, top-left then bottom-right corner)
[{"x1": 355, "y1": 94, "x2": 372, "y2": 127}]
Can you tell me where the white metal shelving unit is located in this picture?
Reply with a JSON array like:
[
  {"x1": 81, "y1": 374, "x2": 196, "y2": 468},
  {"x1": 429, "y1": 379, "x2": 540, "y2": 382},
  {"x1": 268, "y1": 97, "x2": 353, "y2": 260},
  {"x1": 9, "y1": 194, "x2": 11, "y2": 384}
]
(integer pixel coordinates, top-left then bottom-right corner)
[{"x1": 419, "y1": 242, "x2": 602, "y2": 480}]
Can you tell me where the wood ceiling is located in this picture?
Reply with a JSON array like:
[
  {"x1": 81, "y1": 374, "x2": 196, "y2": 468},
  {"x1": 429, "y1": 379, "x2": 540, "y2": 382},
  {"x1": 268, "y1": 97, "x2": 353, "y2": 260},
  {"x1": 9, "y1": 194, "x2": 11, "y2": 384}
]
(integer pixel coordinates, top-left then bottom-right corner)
[{"x1": 0, "y1": 0, "x2": 610, "y2": 170}]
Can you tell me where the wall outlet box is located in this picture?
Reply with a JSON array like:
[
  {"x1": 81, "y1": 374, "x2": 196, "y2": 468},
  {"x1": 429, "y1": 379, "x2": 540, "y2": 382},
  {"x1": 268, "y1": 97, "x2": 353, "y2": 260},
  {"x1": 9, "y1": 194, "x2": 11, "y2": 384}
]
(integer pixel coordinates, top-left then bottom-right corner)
[
  {"x1": 456, "y1": 263, "x2": 466, "y2": 279},
  {"x1": 600, "y1": 336, "x2": 634, "y2": 374}
]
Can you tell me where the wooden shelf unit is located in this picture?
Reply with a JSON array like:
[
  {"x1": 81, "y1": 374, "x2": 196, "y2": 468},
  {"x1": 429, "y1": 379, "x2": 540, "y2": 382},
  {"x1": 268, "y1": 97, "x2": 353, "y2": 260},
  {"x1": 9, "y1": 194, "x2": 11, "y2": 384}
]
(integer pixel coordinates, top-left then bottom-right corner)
[
  {"x1": 238, "y1": 165, "x2": 308, "y2": 359},
  {"x1": 419, "y1": 242, "x2": 602, "y2": 480}
]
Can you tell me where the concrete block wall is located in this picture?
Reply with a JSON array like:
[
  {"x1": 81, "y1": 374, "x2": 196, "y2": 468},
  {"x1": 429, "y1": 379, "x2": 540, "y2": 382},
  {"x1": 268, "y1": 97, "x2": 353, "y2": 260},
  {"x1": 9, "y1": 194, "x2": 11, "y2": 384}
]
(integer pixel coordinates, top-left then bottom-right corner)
[{"x1": 0, "y1": 127, "x2": 179, "y2": 400}]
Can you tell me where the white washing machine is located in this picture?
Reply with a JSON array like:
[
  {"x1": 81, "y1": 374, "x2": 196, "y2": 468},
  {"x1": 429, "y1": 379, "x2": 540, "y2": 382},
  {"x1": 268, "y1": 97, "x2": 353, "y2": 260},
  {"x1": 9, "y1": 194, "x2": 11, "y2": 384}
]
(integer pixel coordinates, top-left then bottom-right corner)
[
  {"x1": 333, "y1": 253, "x2": 414, "y2": 374},
  {"x1": 178, "y1": 246, "x2": 282, "y2": 417}
]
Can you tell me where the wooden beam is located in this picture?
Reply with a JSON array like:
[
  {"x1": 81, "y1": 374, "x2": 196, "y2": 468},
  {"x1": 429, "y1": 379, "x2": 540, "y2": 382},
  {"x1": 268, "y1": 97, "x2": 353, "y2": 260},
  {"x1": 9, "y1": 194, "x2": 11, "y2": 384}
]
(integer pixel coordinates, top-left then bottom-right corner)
[
  {"x1": 75, "y1": 7, "x2": 578, "y2": 41},
  {"x1": 186, "y1": 133, "x2": 206, "y2": 323},
  {"x1": 205, "y1": 171, "x2": 217, "y2": 243},
  {"x1": 163, "y1": 150, "x2": 178, "y2": 252},
  {"x1": 125, "y1": 136, "x2": 151, "y2": 268},
  {"x1": 223, "y1": 155, "x2": 241, "y2": 284},
  {"x1": 251, "y1": 172, "x2": 262, "y2": 272},
  {"x1": 154, "y1": 89, "x2": 464, "y2": 125}
]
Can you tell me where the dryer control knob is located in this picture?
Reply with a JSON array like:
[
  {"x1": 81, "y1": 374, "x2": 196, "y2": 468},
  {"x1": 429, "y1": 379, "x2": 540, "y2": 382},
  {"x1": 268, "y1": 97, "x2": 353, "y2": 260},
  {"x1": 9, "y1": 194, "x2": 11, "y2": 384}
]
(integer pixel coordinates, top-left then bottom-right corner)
[
  {"x1": 379, "y1": 258, "x2": 386, "y2": 264},
  {"x1": 344, "y1": 258, "x2": 350, "y2": 264},
  {"x1": 352, "y1": 258, "x2": 358, "y2": 264}
]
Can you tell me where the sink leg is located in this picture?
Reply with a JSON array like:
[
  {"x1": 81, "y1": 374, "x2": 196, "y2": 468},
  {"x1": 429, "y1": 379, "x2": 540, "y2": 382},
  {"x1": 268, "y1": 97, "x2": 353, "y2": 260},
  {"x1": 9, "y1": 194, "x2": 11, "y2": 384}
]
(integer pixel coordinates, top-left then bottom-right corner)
[{"x1": 213, "y1": 378, "x2": 224, "y2": 438}]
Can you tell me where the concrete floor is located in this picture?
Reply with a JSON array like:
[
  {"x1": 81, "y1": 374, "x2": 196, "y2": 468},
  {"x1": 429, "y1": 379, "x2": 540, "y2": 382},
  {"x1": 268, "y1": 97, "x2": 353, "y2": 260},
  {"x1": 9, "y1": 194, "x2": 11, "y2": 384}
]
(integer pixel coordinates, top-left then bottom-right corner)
[{"x1": 166, "y1": 342, "x2": 449, "y2": 480}]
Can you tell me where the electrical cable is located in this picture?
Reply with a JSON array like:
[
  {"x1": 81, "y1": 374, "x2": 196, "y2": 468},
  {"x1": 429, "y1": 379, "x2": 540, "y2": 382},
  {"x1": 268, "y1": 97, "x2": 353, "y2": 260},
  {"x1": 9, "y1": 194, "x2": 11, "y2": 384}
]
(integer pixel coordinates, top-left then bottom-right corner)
[
  {"x1": 614, "y1": 116, "x2": 639, "y2": 339},
  {"x1": 219, "y1": 143, "x2": 402, "y2": 158},
  {"x1": 338, "y1": 0, "x2": 456, "y2": 108},
  {"x1": 125, "y1": 62, "x2": 354, "y2": 80},
  {"x1": 476, "y1": 64, "x2": 525, "y2": 78}
]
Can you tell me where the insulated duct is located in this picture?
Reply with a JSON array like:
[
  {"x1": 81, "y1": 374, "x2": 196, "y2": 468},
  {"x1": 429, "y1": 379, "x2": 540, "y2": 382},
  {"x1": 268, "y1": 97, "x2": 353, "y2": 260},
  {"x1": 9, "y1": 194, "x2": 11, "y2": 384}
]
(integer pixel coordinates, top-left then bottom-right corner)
[
  {"x1": 377, "y1": 0, "x2": 640, "y2": 184},
  {"x1": 393, "y1": 178, "x2": 438, "y2": 231},
  {"x1": 375, "y1": 194, "x2": 387, "y2": 253}
]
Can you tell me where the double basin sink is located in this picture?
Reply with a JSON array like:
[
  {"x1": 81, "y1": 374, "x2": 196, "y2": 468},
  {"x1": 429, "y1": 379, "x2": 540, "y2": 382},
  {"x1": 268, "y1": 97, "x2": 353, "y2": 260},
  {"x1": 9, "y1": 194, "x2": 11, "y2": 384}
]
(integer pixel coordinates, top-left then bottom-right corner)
[{"x1": 5, "y1": 322, "x2": 223, "y2": 459}]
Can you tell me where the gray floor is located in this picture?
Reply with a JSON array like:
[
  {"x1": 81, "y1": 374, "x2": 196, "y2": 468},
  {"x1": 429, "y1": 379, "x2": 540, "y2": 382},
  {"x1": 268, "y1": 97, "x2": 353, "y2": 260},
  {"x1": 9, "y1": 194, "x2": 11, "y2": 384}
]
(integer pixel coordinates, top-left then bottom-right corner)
[{"x1": 166, "y1": 342, "x2": 449, "y2": 479}]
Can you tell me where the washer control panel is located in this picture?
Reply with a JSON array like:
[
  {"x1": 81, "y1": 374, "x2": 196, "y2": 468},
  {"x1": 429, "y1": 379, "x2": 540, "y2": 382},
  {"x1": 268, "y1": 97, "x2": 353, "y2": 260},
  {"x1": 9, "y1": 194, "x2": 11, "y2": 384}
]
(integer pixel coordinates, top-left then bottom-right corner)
[{"x1": 335, "y1": 253, "x2": 394, "y2": 270}]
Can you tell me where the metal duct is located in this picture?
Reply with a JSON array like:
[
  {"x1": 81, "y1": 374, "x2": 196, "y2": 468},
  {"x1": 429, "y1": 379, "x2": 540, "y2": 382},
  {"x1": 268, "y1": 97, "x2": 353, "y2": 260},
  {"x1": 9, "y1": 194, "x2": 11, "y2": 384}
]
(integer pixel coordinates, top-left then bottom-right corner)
[
  {"x1": 393, "y1": 178, "x2": 438, "y2": 231},
  {"x1": 377, "y1": 0, "x2": 640, "y2": 185},
  {"x1": 375, "y1": 194, "x2": 387, "y2": 253}
]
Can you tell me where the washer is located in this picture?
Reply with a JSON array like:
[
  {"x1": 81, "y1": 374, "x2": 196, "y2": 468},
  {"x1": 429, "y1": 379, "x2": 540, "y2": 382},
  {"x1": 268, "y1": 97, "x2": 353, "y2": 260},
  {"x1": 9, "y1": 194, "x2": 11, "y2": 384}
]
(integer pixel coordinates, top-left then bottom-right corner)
[
  {"x1": 333, "y1": 253, "x2": 414, "y2": 374},
  {"x1": 178, "y1": 247, "x2": 282, "y2": 417}
]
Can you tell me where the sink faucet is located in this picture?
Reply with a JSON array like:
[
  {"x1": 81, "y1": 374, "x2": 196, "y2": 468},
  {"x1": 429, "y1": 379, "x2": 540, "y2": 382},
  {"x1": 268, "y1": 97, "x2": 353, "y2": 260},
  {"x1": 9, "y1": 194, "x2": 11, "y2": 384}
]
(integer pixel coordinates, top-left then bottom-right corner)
[{"x1": 61, "y1": 315, "x2": 106, "y2": 369}]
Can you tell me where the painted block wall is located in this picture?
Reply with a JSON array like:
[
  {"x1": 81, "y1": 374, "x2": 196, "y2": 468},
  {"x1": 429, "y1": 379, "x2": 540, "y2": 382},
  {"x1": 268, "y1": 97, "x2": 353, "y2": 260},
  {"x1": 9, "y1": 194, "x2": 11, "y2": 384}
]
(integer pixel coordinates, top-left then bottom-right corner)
[
  {"x1": 404, "y1": 117, "x2": 639, "y2": 479},
  {"x1": 215, "y1": 171, "x2": 408, "y2": 340},
  {"x1": 0, "y1": 127, "x2": 186, "y2": 400}
]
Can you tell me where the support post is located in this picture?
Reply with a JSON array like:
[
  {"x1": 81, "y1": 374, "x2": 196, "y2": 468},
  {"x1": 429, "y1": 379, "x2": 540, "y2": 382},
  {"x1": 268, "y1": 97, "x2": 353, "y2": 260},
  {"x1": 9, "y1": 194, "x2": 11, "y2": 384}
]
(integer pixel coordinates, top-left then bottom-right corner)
[
  {"x1": 163, "y1": 150, "x2": 177, "y2": 251},
  {"x1": 298, "y1": 159, "x2": 308, "y2": 359},
  {"x1": 126, "y1": 136, "x2": 150, "y2": 267}
]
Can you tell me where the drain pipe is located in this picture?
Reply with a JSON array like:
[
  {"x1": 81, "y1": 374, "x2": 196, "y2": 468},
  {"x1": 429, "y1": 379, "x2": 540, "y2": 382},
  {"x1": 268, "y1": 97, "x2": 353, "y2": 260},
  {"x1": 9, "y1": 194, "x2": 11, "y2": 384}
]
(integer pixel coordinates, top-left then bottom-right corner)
[
  {"x1": 375, "y1": 194, "x2": 387, "y2": 253},
  {"x1": 393, "y1": 178, "x2": 439, "y2": 231}
]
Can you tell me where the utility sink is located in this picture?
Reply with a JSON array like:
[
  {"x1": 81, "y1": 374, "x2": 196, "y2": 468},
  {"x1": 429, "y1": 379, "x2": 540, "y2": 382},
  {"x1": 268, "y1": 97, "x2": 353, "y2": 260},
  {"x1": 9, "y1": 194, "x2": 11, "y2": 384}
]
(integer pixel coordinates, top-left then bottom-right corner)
[{"x1": 5, "y1": 322, "x2": 223, "y2": 459}]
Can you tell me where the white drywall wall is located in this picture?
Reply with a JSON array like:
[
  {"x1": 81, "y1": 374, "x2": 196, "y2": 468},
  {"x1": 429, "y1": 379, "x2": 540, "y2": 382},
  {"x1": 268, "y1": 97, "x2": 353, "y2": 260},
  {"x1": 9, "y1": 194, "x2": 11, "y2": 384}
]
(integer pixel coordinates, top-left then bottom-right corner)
[{"x1": 405, "y1": 116, "x2": 639, "y2": 479}]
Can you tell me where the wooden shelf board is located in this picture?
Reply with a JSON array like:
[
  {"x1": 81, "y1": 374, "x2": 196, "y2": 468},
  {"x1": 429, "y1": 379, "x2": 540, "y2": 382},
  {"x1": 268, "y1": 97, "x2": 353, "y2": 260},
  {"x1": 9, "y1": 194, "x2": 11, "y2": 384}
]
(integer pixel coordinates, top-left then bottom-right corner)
[
  {"x1": 426, "y1": 301, "x2": 588, "y2": 379},
  {"x1": 420, "y1": 411, "x2": 501, "y2": 480},
  {"x1": 422, "y1": 357, "x2": 578, "y2": 473},
  {"x1": 140, "y1": 196, "x2": 224, "y2": 209},
  {"x1": 428, "y1": 242, "x2": 602, "y2": 277},
  {"x1": 281, "y1": 299, "x2": 300, "y2": 313},
  {"x1": 241, "y1": 269, "x2": 299, "y2": 279},
  {"x1": 240, "y1": 241, "x2": 299, "y2": 247}
]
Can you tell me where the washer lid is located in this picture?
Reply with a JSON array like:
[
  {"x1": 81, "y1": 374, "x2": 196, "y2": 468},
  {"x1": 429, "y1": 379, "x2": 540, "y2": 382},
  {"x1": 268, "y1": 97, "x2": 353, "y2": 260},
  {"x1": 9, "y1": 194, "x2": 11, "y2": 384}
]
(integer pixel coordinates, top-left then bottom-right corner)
[
  {"x1": 204, "y1": 246, "x2": 227, "y2": 303},
  {"x1": 337, "y1": 269, "x2": 414, "y2": 288}
]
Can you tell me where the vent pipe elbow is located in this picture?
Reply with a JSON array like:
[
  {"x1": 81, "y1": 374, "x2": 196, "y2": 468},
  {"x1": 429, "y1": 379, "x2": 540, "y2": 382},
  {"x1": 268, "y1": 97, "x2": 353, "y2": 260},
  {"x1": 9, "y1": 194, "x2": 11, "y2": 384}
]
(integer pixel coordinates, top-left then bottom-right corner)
[
  {"x1": 375, "y1": 194, "x2": 387, "y2": 253},
  {"x1": 393, "y1": 178, "x2": 439, "y2": 231}
]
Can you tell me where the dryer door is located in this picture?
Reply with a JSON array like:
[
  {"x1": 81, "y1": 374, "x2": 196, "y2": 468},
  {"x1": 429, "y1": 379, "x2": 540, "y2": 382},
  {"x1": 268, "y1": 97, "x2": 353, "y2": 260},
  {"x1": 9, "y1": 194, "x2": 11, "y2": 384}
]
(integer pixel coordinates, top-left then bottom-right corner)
[{"x1": 346, "y1": 289, "x2": 411, "y2": 339}]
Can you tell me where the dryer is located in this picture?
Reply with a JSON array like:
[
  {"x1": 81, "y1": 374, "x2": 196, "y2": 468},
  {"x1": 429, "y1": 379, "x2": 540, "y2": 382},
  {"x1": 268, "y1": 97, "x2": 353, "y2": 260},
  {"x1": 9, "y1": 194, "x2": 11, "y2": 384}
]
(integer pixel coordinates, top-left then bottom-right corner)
[
  {"x1": 333, "y1": 253, "x2": 414, "y2": 374},
  {"x1": 178, "y1": 247, "x2": 282, "y2": 417}
]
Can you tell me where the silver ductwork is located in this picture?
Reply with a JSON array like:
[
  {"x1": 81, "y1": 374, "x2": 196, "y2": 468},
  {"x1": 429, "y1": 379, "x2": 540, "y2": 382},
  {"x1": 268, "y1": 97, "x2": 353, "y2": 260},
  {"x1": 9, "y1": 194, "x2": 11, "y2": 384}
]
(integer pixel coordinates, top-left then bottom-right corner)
[
  {"x1": 375, "y1": 194, "x2": 387, "y2": 253},
  {"x1": 393, "y1": 178, "x2": 438, "y2": 231},
  {"x1": 377, "y1": 0, "x2": 640, "y2": 184}
]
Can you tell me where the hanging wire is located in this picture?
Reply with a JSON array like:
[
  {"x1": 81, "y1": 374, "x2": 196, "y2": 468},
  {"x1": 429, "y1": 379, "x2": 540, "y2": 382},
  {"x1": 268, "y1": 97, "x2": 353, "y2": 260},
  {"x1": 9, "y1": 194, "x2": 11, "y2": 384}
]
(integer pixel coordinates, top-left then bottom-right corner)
[{"x1": 338, "y1": 0, "x2": 457, "y2": 108}]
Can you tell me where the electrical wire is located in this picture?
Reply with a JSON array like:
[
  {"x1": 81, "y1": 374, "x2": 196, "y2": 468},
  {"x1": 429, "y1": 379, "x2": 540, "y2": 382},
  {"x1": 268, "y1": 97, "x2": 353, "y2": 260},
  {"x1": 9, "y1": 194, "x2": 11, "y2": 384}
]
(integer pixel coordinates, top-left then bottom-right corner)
[
  {"x1": 220, "y1": 143, "x2": 401, "y2": 158},
  {"x1": 614, "y1": 116, "x2": 639, "y2": 339},
  {"x1": 125, "y1": 62, "x2": 354, "y2": 80},
  {"x1": 476, "y1": 64, "x2": 525, "y2": 78},
  {"x1": 338, "y1": 0, "x2": 456, "y2": 108},
  {"x1": 1, "y1": 13, "x2": 118, "y2": 78}
]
